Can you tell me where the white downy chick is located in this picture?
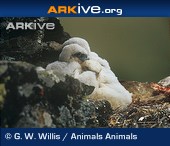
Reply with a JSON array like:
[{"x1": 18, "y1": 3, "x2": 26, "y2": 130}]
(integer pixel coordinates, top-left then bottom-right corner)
[
  {"x1": 46, "y1": 43, "x2": 98, "y2": 88},
  {"x1": 46, "y1": 44, "x2": 88, "y2": 80},
  {"x1": 62, "y1": 37, "x2": 132, "y2": 109},
  {"x1": 43, "y1": 37, "x2": 132, "y2": 109}
]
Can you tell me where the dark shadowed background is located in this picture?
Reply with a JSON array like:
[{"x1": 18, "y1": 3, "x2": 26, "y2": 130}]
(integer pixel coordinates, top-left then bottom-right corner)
[{"x1": 61, "y1": 18, "x2": 170, "y2": 82}]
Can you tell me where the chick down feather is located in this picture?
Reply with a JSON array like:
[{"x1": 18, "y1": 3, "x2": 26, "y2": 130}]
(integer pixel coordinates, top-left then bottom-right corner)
[{"x1": 62, "y1": 37, "x2": 132, "y2": 109}]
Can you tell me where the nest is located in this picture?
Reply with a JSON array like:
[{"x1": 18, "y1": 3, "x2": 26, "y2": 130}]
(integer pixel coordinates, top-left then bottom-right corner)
[{"x1": 108, "y1": 81, "x2": 170, "y2": 128}]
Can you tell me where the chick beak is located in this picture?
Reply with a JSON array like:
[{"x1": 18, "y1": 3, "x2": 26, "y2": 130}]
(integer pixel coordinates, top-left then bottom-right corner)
[{"x1": 79, "y1": 54, "x2": 89, "y2": 62}]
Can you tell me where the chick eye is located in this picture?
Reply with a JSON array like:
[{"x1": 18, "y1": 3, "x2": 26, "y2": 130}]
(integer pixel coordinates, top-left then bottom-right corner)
[{"x1": 73, "y1": 52, "x2": 82, "y2": 57}]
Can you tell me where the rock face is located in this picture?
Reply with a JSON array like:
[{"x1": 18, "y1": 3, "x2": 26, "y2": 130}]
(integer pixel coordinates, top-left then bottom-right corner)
[
  {"x1": 0, "y1": 18, "x2": 113, "y2": 128},
  {"x1": 0, "y1": 61, "x2": 113, "y2": 128},
  {"x1": 0, "y1": 18, "x2": 70, "y2": 67},
  {"x1": 0, "y1": 18, "x2": 170, "y2": 128}
]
